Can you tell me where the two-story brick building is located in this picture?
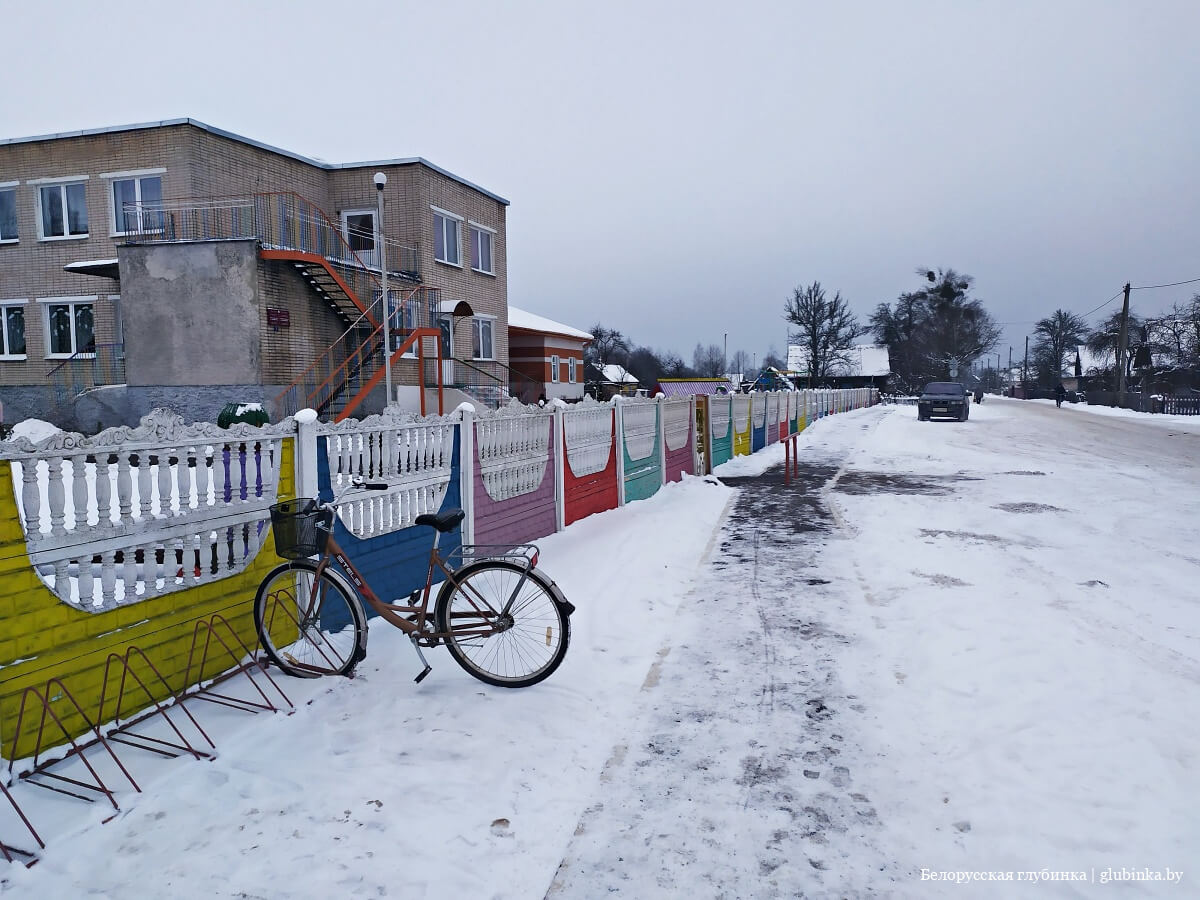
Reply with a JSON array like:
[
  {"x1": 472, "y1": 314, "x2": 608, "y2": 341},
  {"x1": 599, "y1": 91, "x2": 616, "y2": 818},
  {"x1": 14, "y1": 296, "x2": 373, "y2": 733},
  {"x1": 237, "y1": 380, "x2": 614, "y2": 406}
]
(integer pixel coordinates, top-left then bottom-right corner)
[{"x1": 0, "y1": 118, "x2": 519, "y2": 428}]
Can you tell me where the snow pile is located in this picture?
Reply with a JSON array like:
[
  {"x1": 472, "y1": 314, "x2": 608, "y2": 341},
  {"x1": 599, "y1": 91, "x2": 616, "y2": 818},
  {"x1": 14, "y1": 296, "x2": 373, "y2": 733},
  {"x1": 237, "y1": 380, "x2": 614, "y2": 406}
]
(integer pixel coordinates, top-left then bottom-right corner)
[{"x1": 8, "y1": 419, "x2": 61, "y2": 443}]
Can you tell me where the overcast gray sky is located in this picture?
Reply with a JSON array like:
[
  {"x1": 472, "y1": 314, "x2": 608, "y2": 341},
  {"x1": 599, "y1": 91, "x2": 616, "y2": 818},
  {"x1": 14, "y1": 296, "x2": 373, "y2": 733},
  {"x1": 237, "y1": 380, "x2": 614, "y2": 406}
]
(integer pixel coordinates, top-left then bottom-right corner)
[{"x1": 5, "y1": 0, "x2": 1198, "y2": 369}]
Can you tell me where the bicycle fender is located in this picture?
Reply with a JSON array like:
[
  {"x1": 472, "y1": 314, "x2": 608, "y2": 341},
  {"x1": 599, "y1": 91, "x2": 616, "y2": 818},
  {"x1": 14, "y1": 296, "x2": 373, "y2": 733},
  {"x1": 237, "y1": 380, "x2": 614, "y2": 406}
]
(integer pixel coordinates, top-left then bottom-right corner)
[{"x1": 541, "y1": 575, "x2": 576, "y2": 617}]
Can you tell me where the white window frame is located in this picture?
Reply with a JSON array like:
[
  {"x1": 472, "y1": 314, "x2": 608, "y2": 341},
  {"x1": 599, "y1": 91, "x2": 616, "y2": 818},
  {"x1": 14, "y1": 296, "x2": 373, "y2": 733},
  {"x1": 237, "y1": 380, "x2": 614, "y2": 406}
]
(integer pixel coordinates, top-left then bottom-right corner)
[
  {"x1": 105, "y1": 169, "x2": 165, "y2": 236},
  {"x1": 468, "y1": 220, "x2": 495, "y2": 275},
  {"x1": 432, "y1": 206, "x2": 462, "y2": 267},
  {"x1": 472, "y1": 315, "x2": 495, "y2": 361},
  {"x1": 0, "y1": 182, "x2": 18, "y2": 244},
  {"x1": 550, "y1": 354, "x2": 560, "y2": 383},
  {"x1": 31, "y1": 175, "x2": 89, "y2": 241},
  {"x1": 0, "y1": 299, "x2": 28, "y2": 360},
  {"x1": 568, "y1": 357, "x2": 577, "y2": 384},
  {"x1": 39, "y1": 296, "x2": 97, "y2": 359}
]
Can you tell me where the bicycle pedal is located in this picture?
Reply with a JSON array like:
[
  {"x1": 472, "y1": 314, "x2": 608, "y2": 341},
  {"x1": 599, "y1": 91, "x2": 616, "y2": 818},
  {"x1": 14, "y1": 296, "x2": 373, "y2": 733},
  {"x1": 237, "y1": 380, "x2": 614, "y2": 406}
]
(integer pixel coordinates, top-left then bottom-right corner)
[{"x1": 413, "y1": 665, "x2": 432, "y2": 684}]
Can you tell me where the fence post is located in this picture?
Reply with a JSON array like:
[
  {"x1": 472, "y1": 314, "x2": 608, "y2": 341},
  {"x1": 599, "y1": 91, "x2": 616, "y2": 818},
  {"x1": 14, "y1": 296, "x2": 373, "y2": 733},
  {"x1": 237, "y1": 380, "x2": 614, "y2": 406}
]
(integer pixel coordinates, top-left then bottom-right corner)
[
  {"x1": 294, "y1": 408, "x2": 319, "y2": 500},
  {"x1": 614, "y1": 396, "x2": 626, "y2": 507},
  {"x1": 552, "y1": 404, "x2": 565, "y2": 533},
  {"x1": 691, "y1": 394, "x2": 700, "y2": 475},
  {"x1": 657, "y1": 394, "x2": 667, "y2": 487},
  {"x1": 459, "y1": 407, "x2": 475, "y2": 545}
]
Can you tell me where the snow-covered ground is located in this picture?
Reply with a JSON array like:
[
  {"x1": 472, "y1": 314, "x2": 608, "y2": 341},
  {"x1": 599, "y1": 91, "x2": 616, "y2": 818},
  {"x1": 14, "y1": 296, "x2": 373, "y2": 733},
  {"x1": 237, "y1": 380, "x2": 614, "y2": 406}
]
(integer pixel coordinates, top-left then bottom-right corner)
[{"x1": 2, "y1": 398, "x2": 1197, "y2": 897}]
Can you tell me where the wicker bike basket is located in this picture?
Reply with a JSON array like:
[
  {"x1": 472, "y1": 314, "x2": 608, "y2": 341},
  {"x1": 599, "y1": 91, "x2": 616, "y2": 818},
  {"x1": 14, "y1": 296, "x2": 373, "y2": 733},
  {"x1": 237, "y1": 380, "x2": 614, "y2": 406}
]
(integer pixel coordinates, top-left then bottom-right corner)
[{"x1": 269, "y1": 499, "x2": 333, "y2": 559}]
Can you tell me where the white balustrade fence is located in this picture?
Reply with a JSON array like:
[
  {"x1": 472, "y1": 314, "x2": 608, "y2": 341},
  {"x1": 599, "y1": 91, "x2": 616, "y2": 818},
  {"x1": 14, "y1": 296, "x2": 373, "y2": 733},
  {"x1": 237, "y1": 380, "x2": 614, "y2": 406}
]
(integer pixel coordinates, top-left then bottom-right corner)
[
  {"x1": 1, "y1": 410, "x2": 289, "y2": 611},
  {"x1": 662, "y1": 399, "x2": 692, "y2": 451},
  {"x1": 710, "y1": 397, "x2": 731, "y2": 440},
  {"x1": 621, "y1": 398, "x2": 658, "y2": 461},
  {"x1": 319, "y1": 408, "x2": 455, "y2": 538},
  {"x1": 562, "y1": 396, "x2": 614, "y2": 477},
  {"x1": 473, "y1": 401, "x2": 552, "y2": 501},
  {"x1": 732, "y1": 394, "x2": 752, "y2": 434}
]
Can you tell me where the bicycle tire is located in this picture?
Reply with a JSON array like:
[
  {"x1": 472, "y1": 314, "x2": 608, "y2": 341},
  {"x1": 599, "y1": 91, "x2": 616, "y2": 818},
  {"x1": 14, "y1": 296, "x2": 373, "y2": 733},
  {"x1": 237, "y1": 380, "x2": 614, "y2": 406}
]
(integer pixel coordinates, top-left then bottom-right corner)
[
  {"x1": 435, "y1": 559, "x2": 570, "y2": 688},
  {"x1": 253, "y1": 560, "x2": 367, "y2": 678}
]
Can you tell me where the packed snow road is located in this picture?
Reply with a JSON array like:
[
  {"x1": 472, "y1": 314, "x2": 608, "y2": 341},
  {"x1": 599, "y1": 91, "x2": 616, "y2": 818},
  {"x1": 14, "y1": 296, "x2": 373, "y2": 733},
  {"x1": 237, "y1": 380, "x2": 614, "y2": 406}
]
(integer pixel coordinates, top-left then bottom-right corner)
[
  {"x1": 550, "y1": 398, "x2": 1200, "y2": 898},
  {"x1": 4, "y1": 399, "x2": 1196, "y2": 898}
]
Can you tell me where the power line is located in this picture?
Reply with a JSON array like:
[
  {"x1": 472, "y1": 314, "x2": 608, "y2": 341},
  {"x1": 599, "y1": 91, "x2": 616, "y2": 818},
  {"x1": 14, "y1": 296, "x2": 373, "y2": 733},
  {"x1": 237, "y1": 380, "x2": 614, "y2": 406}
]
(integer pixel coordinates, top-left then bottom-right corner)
[
  {"x1": 1080, "y1": 290, "x2": 1125, "y2": 318},
  {"x1": 1130, "y1": 276, "x2": 1200, "y2": 291}
]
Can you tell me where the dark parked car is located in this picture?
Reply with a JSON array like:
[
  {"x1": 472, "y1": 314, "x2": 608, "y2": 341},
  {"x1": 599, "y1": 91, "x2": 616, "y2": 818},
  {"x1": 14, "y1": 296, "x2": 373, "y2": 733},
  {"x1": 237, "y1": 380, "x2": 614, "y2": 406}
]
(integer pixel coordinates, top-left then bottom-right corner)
[{"x1": 918, "y1": 382, "x2": 970, "y2": 421}]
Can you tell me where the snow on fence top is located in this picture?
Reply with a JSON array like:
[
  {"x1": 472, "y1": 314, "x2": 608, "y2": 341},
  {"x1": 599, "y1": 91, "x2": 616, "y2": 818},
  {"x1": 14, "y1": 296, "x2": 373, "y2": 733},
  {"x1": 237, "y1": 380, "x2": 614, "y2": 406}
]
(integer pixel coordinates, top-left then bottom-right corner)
[
  {"x1": 0, "y1": 409, "x2": 293, "y2": 612},
  {"x1": 317, "y1": 406, "x2": 456, "y2": 539}
]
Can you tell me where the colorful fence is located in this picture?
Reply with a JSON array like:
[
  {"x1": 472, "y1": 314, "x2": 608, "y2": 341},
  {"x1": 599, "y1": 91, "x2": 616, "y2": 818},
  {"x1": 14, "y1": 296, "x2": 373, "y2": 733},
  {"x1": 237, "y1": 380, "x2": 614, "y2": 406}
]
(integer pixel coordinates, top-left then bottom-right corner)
[
  {"x1": 562, "y1": 398, "x2": 618, "y2": 527},
  {"x1": 620, "y1": 398, "x2": 662, "y2": 503},
  {"x1": 0, "y1": 411, "x2": 297, "y2": 757},
  {"x1": 0, "y1": 388, "x2": 878, "y2": 762}
]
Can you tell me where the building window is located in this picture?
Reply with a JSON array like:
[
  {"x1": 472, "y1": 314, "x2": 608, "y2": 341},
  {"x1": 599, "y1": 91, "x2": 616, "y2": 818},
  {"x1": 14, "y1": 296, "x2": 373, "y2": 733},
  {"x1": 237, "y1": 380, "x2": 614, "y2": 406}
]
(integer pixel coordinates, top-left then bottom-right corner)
[
  {"x1": 43, "y1": 299, "x2": 95, "y2": 357},
  {"x1": 38, "y1": 181, "x2": 89, "y2": 239},
  {"x1": 433, "y1": 208, "x2": 461, "y2": 266},
  {"x1": 569, "y1": 357, "x2": 577, "y2": 384},
  {"x1": 0, "y1": 186, "x2": 17, "y2": 242},
  {"x1": 0, "y1": 303, "x2": 26, "y2": 358},
  {"x1": 111, "y1": 174, "x2": 163, "y2": 234},
  {"x1": 469, "y1": 224, "x2": 494, "y2": 274},
  {"x1": 550, "y1": 354, "x2": 560, "y2": 383},
  {"x1": 472, "y1": 317, "x2": 494, "y2": 360}
]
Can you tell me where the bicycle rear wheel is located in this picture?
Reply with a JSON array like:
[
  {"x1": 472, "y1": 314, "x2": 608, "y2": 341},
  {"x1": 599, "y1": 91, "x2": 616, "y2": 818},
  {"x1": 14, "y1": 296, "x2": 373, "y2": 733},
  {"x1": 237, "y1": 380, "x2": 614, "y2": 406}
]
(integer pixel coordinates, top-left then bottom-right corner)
[
  {"x1": 435, "y1": 560, "x2": 570, "y2": 688},
  {"x1": 254, "y1": 560, "x2": 367, "y2": 677}
]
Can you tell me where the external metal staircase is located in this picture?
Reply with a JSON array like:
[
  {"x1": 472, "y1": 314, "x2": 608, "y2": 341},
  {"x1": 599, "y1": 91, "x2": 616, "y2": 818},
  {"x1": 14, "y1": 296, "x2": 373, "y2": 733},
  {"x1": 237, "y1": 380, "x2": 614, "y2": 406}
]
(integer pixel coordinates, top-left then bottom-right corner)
[{"x1": 122, "y1": 191, "x2": 541, "y2": 420}]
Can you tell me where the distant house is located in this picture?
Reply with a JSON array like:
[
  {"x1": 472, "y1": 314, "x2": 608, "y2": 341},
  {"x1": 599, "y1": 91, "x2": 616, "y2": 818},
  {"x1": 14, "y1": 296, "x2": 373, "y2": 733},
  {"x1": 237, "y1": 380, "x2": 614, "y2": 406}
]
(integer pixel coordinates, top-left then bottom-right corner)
[
  {"x1": 506, "y1": 306, "x2": 592, "y2": 402},
  {"x1": 786, "y1": 344, "x2": 891, "y2": 389},
  {"x1": 584, "y1": 362, "x2": 641, "y2": 399},
  {"x1": 655, "y1": 377, "x2": 731, "y2": 398}
]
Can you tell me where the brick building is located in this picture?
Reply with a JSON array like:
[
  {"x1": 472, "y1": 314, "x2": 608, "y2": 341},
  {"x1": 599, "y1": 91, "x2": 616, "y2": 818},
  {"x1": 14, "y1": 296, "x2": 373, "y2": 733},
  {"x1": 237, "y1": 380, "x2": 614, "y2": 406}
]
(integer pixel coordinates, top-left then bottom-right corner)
[
  {"x1": 0, "y1": 118, "x2": 514, "y2": 428},
  {"x1": 506, "y1": 307, "x2": 591, "y2": 403}
]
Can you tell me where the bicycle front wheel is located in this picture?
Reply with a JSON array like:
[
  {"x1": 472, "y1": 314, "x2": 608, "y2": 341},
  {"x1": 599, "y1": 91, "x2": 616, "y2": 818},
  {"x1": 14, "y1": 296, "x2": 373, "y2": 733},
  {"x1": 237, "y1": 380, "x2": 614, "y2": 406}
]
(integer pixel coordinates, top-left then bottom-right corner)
[
  {"x1": 254, "y1": 560, "x2": 367, "y2": 677},
  {"x1": 435, "y1": 560, "x2": 570, "y2": 688}
]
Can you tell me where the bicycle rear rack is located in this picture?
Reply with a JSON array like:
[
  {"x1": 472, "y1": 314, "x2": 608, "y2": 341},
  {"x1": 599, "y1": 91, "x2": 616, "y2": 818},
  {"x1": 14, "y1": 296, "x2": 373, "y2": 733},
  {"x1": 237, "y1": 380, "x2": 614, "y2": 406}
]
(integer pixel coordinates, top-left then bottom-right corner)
[{"x1": 446, "y1": 543, "x2": 539, "y2": 571}]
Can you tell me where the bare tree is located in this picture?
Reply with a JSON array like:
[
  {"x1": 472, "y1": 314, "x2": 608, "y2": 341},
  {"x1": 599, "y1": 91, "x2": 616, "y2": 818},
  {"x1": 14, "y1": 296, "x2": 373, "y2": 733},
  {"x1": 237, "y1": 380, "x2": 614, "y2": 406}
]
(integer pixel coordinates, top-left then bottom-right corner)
[
  {"x1": 728, "y1": 350, "x2": 752, "y2": 376},
  {"x1": 692, "y1": 343, "x2": 725, "y2": 377},
  {"x1": 784, "y1": 281, "x2": 865, "y2": 385},
  {"x1": 586, "y1": 323, "x2": 630, "y2": 368}
]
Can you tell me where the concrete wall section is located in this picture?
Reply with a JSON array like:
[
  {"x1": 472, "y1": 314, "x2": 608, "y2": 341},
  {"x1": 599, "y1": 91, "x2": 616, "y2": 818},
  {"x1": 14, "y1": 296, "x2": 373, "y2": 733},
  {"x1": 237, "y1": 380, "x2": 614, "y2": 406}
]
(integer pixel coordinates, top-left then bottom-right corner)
[
  {"x1": 119, "y1": 240, "x2": 260, "y2": 387},
  {"x1": 472, "y1": 418, "x2": 557, "y2": 546}
]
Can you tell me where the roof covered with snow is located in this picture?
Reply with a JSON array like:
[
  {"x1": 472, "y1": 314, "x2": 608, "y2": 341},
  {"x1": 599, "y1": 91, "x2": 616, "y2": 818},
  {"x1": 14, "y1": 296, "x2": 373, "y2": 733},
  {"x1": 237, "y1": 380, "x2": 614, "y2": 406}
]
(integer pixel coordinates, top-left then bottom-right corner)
[
  {"x1": 507, "y1": 307, "x2": 593, "y2": 342},
  {"x1": 786, "y1": 344, "x2": 891, "y2": 377},
  {"x1": 600, "y1": 364, "x2": 639, "y2": 384}
]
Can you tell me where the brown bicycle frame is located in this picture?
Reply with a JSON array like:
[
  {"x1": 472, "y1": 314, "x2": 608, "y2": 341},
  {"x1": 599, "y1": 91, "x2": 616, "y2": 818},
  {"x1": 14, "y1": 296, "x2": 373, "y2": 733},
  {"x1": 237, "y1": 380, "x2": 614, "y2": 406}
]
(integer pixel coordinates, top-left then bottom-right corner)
[{"x1": 308, "y1": 532, "x2": 529, "y2": 644}]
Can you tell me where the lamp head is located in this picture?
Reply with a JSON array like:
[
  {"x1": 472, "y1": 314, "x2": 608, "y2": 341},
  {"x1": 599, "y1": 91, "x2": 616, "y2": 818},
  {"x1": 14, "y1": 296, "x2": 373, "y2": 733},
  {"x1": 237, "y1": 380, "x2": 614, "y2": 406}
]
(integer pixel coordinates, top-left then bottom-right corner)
[{"x1": 373, "y1": 172, "x2": 387, "y2": 189}]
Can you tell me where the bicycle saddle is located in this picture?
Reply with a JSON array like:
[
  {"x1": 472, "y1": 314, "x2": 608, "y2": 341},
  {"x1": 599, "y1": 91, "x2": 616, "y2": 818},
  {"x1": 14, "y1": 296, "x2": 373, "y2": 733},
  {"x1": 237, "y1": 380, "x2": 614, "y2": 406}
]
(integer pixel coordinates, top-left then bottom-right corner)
[{"x1": 415, "y1": 508, "x2": 465, "y2": 533}]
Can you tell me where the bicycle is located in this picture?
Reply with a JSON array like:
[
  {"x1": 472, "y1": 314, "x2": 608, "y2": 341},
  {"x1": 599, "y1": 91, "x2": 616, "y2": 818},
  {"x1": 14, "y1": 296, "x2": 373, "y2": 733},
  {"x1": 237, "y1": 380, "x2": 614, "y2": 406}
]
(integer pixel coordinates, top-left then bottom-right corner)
[{"x1": 253, "y1": 481, "x2": 575, "y2": 688}]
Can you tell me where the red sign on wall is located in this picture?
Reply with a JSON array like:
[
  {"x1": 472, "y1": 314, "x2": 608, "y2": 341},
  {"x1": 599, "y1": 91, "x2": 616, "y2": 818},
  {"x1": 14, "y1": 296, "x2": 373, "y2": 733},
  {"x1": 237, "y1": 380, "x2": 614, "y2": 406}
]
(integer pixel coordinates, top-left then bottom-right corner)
[{"x1": 266, "y1": 307, "x2": 291, "y2": 328}]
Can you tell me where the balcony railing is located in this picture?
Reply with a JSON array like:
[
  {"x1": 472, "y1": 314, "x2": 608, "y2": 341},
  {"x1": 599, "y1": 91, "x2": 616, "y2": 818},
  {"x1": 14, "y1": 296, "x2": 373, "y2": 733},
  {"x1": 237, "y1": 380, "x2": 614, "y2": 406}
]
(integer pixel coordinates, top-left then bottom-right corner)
[
  {"x1": 46, "y1": 343, "x2": 126, "y2": 410},
  {"x1": 121, "y1": 192, "x2": 420, "y2": 281},
  {"x1": 271, "y1": 286, "x2": 442, "y2": 420}
]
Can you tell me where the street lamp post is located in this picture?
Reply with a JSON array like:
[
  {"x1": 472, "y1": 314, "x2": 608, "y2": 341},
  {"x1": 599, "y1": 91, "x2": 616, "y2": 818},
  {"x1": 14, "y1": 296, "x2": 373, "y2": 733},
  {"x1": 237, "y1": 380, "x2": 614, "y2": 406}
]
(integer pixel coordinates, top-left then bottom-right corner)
[{"x1": 374, "y1": 172, "x2": 391, "y2": 406}]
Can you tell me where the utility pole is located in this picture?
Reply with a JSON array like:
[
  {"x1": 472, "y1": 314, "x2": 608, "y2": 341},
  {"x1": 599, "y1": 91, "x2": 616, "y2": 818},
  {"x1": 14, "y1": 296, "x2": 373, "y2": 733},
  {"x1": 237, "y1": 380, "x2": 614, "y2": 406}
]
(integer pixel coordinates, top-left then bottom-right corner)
[
  {"x1": 1116, "y1": 282, "x2": 1131, "y2": 407},
  {"x1": 1022, "y1": 336, "x2": 1029, "y2": 398},
  {"x1": 374, "y1": 172, "x2": 392, "y2": 405}
]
